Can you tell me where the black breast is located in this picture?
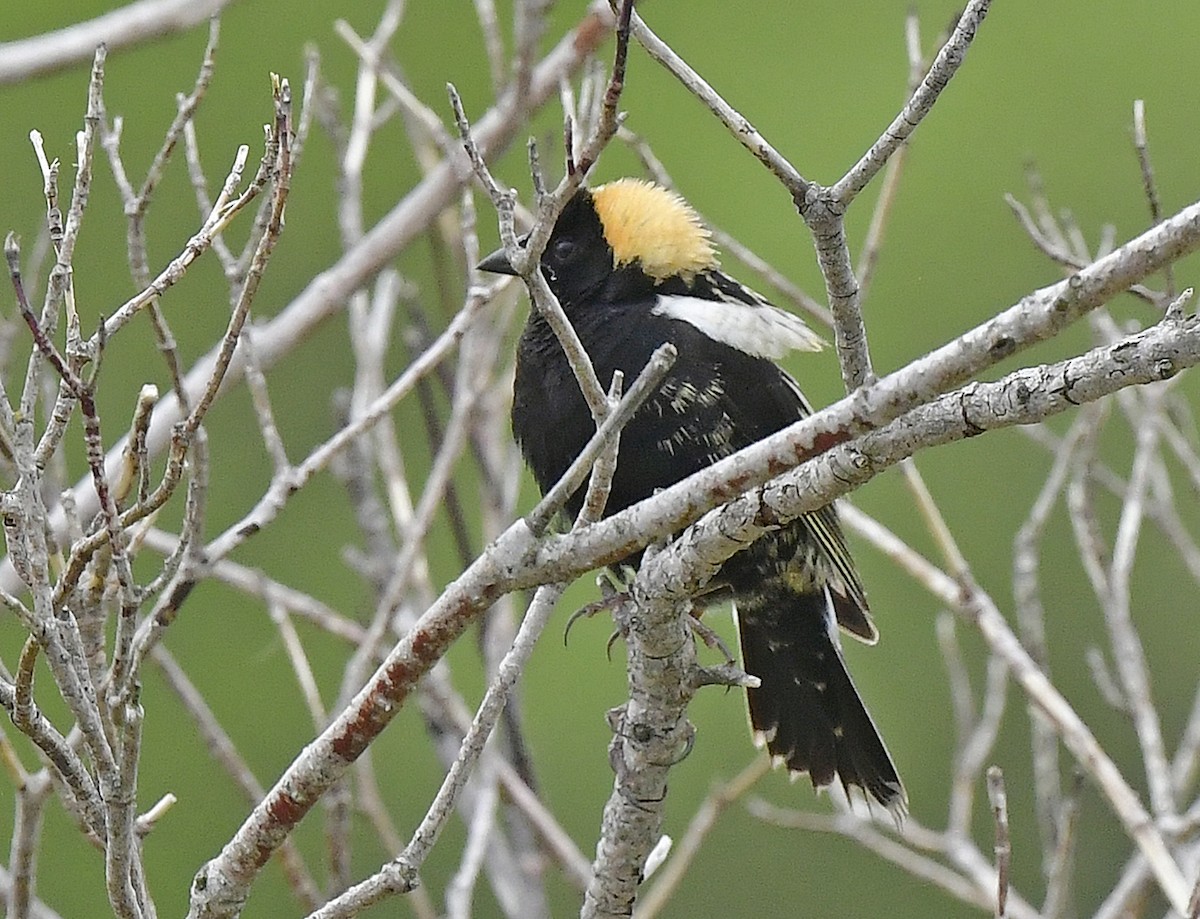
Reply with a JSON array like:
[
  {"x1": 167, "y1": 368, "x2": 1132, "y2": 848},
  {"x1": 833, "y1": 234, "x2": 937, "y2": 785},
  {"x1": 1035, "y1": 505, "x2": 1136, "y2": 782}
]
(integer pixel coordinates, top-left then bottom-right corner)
[{"x1": 511, "y1": 300, "x2": 806, "y2": 524}]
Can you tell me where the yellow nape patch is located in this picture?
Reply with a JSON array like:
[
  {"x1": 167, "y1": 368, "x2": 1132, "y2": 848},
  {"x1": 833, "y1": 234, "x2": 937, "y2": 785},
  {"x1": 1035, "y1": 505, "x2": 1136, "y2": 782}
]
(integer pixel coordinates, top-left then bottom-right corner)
[{"x1": 591, "y1": 178, "x2": 717, "y2": 282}]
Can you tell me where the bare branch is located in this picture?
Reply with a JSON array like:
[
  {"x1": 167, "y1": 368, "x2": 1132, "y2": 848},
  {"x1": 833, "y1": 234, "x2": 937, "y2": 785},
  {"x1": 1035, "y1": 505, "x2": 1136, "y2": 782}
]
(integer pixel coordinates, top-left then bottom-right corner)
[
  {"x1": 623, "y1": 6, "x2": 805, "y2": 194},
  {"x1": 0, "y1": 0, "x2": 233, "y2": 85},
  {"x1": 2, "y1": 4, "x2": 618, "y2": 596},
  {"x1": 987, "y1": 766, "x2": 1011, "y2": 919},
  {"x1": 4, "y1": 8, "x2": 1198, "y2": 919},
  {"x1": 1132, "y1": 99, "x2": 1175, "y2": 299},
  {"x1": 833, "y1": 0, "x2": 991, "y2": 203}
]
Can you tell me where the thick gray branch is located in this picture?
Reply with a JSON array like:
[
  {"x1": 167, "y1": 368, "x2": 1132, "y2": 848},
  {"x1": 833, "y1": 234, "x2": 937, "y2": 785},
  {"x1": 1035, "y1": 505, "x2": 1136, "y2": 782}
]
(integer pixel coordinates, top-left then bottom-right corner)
[{"x1": 530, "y1": 199, "x2": 1200, "y2": 577}]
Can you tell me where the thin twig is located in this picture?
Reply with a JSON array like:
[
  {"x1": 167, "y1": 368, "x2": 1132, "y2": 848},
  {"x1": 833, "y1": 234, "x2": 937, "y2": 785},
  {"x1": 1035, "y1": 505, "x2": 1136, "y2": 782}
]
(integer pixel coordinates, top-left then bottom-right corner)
[
  {"x1": 525, "y1": 343, "x2": 675, "y2": 534},
  {"x1": 1132, "y1": 99, "x2": 1174, "y2": 299},
  {"x1": 635, "y1": 758, "x2": 770, "y2": 919},
  {"x1": 986, "y1": 766, "x2": 1010, "y2": 919},
  {"x1": 833, "y1": 0, "x2": 992, "y2": 203}
]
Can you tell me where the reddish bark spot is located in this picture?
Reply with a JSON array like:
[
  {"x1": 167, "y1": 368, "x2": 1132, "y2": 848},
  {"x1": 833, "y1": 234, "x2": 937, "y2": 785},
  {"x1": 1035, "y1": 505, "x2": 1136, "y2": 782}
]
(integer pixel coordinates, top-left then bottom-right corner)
[
  {"x1": 328, "y1": 586, "x2": 495, "y2": 762},
  {"x1": 807, "y1": 428, "x2": 851, "y2": 458},
  {"x1": 251, "y1": 793, "x2": 305, "y2": 869}
]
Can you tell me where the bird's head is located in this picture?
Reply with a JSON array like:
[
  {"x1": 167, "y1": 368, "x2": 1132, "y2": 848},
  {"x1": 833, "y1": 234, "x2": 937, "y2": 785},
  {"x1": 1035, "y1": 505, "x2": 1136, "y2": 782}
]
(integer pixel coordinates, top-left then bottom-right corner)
[{"x1": 478, "y1": 179, "x2": 718, "y2": 307}]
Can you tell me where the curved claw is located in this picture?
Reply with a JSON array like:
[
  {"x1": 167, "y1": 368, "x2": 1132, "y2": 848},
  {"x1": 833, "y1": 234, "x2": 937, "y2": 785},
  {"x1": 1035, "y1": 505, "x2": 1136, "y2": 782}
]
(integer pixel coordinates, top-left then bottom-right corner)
[
  {"x1": 564, "y1": 591, "x2": 629, "y2": 647},
  {"x1": 653, "y1": 723, "x2": 696, "y2": 767},
  {"x1": 605, "y1": 629, "x2": 625, "y2": 661},
  {"x1": 563, "y1": 602, "x2": 598, "y2": 647}
]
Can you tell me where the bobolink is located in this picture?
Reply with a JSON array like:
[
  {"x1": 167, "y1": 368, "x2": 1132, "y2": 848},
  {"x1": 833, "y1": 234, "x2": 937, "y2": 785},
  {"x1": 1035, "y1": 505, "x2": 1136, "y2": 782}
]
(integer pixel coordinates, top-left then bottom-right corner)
[{"x1": 480, "y1": 178, "x2": 905, "y2": 818}]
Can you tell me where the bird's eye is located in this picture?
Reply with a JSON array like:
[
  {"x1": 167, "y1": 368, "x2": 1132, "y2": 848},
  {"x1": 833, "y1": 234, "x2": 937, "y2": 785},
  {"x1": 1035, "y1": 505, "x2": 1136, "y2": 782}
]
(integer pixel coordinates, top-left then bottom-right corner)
[{"x1": 551, "y1": 238, "x2": 577, "y2": 262}]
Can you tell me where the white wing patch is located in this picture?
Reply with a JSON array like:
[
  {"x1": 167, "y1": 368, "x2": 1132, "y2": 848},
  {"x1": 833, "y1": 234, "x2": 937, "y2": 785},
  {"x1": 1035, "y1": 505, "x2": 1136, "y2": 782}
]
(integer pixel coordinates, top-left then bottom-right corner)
[{"x1": 652, "y1": 294, "x2": 824, "y2": 359}]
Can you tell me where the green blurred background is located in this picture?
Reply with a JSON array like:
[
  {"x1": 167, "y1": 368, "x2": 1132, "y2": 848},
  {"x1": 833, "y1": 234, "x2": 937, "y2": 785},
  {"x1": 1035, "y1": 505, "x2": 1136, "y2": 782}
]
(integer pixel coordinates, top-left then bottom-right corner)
[{"x1": 1, "y1": 1, "x2": 1198, "y2": 916}]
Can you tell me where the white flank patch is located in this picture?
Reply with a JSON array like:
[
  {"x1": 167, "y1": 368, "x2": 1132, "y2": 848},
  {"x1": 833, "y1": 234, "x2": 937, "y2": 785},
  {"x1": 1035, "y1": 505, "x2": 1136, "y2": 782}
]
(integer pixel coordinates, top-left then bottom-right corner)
[{"x1": 652, "y1": 294, "x2": 824, "y2": 359}]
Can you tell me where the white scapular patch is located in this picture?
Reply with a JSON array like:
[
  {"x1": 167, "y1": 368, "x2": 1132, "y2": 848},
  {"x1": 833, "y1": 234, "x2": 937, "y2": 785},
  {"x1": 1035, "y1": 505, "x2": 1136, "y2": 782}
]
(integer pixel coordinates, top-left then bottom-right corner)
[{"x1": 652, "y1": 294, "x2": 824, "y2": 359}]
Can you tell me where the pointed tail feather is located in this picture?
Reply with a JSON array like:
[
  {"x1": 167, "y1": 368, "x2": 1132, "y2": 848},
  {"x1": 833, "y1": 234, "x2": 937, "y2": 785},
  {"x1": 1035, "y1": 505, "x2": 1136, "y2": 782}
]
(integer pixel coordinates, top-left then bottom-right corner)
[{"x1": 735, "y1": 585, "x2": 906, "y2": 820}]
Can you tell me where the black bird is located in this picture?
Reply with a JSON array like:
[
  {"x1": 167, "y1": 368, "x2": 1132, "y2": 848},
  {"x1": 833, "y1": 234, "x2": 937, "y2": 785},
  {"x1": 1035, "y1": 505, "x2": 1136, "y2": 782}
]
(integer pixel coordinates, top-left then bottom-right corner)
[{"x1": 479, "y1": 178, "x2": 905, "y2": 818}]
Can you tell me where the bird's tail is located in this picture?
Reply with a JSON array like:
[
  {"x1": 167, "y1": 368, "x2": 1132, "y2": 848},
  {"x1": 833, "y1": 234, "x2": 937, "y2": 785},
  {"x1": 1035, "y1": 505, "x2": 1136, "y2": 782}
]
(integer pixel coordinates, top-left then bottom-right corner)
[{"x1": 735, "y1": 586, "x2": 906, "y2": 821}]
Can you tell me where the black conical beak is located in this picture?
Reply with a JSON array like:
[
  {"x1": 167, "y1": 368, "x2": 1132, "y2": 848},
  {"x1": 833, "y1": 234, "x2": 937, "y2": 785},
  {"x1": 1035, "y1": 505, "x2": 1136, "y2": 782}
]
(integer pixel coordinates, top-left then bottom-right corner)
[
  {"x1": 477, "y1": 246, "x2": 517, "y2": 276},
  {"x1": 477, "y1": 233, "x2": 530, "y2": 277}
]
